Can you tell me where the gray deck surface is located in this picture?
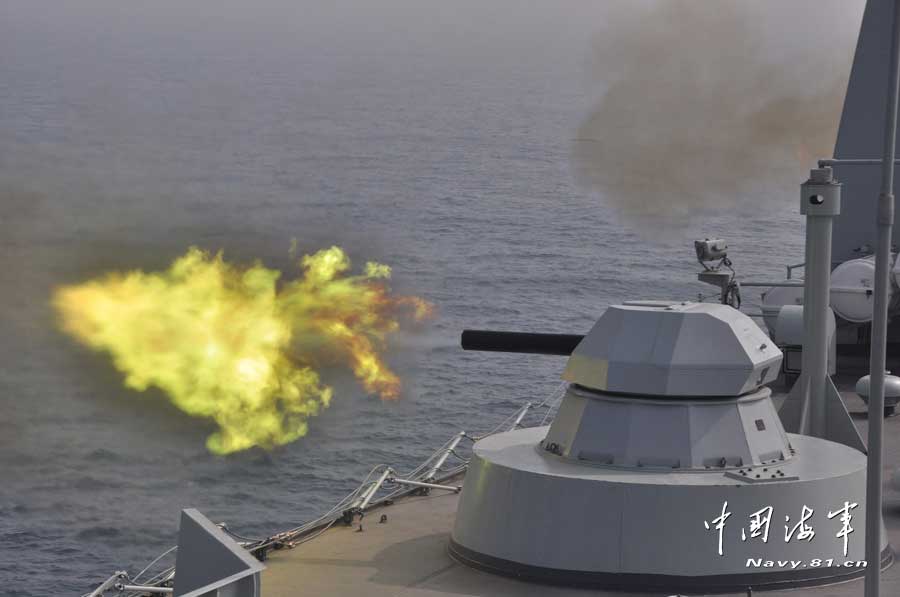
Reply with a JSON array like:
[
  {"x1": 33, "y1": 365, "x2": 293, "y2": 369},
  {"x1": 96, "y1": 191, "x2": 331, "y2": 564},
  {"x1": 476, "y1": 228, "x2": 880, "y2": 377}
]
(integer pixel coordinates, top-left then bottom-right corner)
[{"x1": 261, "y1": 376, "x2": 900, "y2": 596}]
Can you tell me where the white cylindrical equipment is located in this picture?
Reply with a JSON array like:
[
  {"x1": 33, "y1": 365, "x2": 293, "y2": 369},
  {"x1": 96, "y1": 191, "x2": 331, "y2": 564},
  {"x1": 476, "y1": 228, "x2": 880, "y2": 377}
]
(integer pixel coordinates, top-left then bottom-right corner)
[
  {"x1": 831, "y1": 255, "x2": 889, "y2": 323},
  {"x1": 761, "y1": 283, "x2": 805, "y2": 335},
  {"x1": 762, "y1": 253, "x2": 900, "y2": 330}
]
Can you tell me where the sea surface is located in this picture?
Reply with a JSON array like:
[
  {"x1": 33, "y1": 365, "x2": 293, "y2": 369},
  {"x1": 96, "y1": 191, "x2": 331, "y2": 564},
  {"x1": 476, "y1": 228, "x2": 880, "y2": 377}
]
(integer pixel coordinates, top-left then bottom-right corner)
[{"x1": 0, "y1": 2, "x2": 806, "y2": 595}]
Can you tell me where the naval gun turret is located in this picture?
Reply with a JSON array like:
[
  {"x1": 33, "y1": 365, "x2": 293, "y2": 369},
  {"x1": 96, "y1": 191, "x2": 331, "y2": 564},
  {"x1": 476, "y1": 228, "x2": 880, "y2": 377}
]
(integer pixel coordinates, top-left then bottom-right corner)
[{"x1": 451, "y1": 301, "x2": 890, "y2": 592}]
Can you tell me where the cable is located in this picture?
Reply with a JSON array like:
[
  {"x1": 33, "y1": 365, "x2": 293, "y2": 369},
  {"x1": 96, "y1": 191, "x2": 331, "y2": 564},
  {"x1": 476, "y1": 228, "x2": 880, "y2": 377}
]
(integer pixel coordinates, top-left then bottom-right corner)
[
  {"x1": 132, "y1": 546, "x2": 177, "y2": 583},
  {"x1": 87, "y1": 394, "x2": 559, "y2": 595}
]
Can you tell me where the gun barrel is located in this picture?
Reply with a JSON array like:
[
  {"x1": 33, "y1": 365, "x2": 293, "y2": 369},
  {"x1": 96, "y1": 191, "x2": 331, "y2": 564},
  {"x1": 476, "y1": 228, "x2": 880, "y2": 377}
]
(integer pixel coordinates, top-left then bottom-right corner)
[{"x1": 460, "y1": 330, "x2": 584, "y2": 356}]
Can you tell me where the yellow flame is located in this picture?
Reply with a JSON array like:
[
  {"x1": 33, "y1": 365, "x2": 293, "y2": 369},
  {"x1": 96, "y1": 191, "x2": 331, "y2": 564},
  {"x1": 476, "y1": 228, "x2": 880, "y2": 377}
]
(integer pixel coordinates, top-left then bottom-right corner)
[{"x1": 52, "y1": 246, "x2": 434, "y2": 454}]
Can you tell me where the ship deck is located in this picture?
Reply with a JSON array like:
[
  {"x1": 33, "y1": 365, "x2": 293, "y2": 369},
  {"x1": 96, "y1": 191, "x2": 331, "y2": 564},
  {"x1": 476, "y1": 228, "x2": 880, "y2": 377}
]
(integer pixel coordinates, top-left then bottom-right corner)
[{"x1": 261, "y1": 372, "x2": 900, "y2": 597}]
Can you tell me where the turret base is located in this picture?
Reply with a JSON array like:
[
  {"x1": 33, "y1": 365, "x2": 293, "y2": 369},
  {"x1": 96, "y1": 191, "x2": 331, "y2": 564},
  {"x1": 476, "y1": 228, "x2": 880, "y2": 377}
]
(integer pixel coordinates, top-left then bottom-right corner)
[{"x1": 450, "y1": 427, "x2": 891, "y2": 592}]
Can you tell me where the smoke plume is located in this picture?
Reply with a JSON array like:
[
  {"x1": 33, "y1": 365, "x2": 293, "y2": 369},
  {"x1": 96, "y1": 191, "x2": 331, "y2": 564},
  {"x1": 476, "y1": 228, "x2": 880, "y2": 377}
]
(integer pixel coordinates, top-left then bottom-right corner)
[{"x1": 573, "y1": 0, "x2": 864, "y2": 227}]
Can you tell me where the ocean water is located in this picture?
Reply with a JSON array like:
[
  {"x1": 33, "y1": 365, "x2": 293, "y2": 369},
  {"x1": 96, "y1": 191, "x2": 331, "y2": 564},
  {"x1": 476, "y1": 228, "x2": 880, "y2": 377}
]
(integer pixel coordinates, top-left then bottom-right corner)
[{"x1": 0, "y1": 2, "x2": 806, "y2": 595}]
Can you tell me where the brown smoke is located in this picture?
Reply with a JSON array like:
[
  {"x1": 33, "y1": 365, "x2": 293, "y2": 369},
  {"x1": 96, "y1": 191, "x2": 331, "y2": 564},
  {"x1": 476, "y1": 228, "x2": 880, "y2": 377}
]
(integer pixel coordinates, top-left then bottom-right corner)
[{"x1": 573, "y1": 0, "x2": 864, "y2": 228}]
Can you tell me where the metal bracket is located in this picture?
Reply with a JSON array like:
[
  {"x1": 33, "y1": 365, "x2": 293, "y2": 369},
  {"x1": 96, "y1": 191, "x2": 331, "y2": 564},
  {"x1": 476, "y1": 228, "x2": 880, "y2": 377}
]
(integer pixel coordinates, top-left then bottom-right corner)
[
  {"x1": 387, "y1": 477, "x2": 461, "y2": 493},
  {"x1": 779, "y1": 375, "x2": 866, "y2": 453}
]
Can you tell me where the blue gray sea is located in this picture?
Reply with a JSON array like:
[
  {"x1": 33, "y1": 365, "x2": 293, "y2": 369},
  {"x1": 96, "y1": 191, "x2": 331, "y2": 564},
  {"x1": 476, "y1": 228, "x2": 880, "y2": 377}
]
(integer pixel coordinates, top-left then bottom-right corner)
[{"x1": 0, "y1": 2, "x2": 807, "y2": 595}]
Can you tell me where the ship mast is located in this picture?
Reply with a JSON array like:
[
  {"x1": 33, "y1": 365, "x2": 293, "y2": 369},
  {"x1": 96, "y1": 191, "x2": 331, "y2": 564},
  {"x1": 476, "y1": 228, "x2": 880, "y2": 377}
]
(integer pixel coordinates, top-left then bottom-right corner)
[{"x1": 866, "y1": 1, "x2": 900, "y2": 595}]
